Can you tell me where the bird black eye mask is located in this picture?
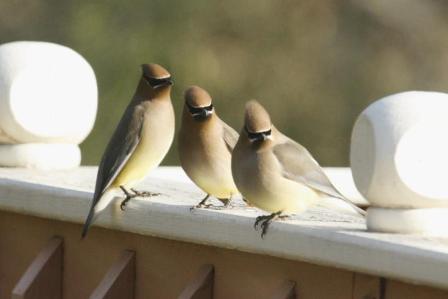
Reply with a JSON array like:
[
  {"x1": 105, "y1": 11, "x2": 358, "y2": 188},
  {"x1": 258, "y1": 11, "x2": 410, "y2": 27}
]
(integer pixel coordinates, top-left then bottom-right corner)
[
  {"x1": 186, "y1": 102, "x2": 214, "y2": 120},
  {"x1": 143, "y1": 75, "x2": 173, "y2": 88},
  {"x1": 245, "y1": 126, "x2": 272, "y2": 142}
]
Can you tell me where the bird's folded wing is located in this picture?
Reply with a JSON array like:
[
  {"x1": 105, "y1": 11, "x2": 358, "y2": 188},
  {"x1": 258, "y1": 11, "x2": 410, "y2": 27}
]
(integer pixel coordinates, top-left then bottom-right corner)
[
  {"x1": 272, "y1": 136, "x2": 366, "y2": 215},
  {"x1": 222, "y1": 120, "x2": 239, "y2": 153},
  {"x1": 272, "y1": 139, "x2": 341, "y2": 196},
  {"x1": 92, "y1": 104, "x2": 145, "y2": 203}
]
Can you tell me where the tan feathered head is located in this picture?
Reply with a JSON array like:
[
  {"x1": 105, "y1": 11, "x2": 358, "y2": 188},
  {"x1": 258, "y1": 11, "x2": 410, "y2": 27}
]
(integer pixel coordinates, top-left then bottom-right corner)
[
  {"x1": 244, "y1": 100, "x2": 273, "y2": 142},
  {"x1": 141, "y1": 63, "x2": 173, "y2": 88},
  {"x1": 184, "y1": 86, "x2": 214, "y2": 120},
  {"x1": 184, "y1": 86, "x2": 212, "y2": 108},
  {"x1": 245, "y1": 100, "x2": 272, "y2": 133}
]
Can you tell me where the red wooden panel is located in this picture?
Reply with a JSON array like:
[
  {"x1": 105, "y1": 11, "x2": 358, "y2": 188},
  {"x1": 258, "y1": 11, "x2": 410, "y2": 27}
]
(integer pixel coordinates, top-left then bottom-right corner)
[
  {"x1": 178, "y1": 264, "x2": 214, "y2": 299},
  {"x1": 12, "y1": 237, "x2": 63, "y2": 299},
  {"x1": 89, "y1": 250, "x2": 135, "y2": 299},
  {"x1": 272, "y1": 280, "x2": 296, "y2": 299}
]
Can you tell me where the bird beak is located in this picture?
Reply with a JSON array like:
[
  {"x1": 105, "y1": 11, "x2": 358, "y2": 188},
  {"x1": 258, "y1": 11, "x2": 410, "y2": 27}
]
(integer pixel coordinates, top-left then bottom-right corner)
[
  {"x1": 261, "y1": 132, "x2": 272, "y2": 141},
  {"x1": 201, "y1": 108, "x2": 213, "y2": 118},
  {"x1": 192, "y1": 108, "x2": 213, "y2": 120},
  {"x1": 187, "y1": 103, "x2": 214, "y2": 121}
]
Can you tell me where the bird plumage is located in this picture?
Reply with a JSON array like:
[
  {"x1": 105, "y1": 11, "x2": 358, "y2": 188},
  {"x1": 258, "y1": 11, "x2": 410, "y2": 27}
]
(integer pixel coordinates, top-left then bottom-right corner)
[
  {"x1": 82, "y1": 64, "x2": 174, "y2": 238},
  {"x1": 179, "y1": 86, "x2": 239, "y2": 207},
  {"x1": 272, "y1": 129, "x2": 365, "y2": 215},
  {"x1": 232, "y1": 100, "x2": 364, "y2": 237}
]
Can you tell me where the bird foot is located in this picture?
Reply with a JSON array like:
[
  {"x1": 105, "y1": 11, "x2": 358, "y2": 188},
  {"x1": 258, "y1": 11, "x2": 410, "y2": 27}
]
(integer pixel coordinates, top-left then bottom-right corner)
[
  {"x1": 119, "y1": 187, "x2": 160, "y2": 211},
  {"x1": 199, "y1": 203, "x2": 233, "y2": 210},
  {"x1": 190, "y1": 194, "x2": 211, "y2": 211},
  {"x1": 219, "y1": 198, "x2": 234, "y2": 209},
  {"x1": 190, "y1": 202, "x2": 215, "y2": 211},
  {"x1": 120, "y1": 195, "x2": 136, "y2": 211},
  {"x1": 190, "y1": 195, "x2": 233, "y2": 211},
  {"x1": 131, "y1": 188, "x2": 160, "y2": 197},
  {"x1": 119, "y1": 186, "x2": 136, "y2": 211},
  {"x1": 254, "y1": 211, "x2": 287, "y2": 238}
]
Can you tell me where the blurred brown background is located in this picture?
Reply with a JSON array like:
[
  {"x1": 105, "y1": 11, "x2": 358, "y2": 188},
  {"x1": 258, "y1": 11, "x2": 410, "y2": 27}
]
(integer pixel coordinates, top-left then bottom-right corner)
[{"x1": 1, "y1": 0, "x2": 448, "y2": 166}]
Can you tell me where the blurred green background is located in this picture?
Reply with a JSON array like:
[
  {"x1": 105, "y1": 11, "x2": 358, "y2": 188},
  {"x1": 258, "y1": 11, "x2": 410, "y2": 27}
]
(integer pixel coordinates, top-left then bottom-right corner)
[{"x1": 2, "y1": 0, "x2": 448, "y2": 166}]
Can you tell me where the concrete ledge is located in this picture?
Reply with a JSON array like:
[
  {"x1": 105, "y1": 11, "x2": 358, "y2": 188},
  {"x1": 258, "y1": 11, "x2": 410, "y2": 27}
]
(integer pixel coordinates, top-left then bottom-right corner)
[{"x1": 0, "y1": 167, "x2": 447, "y2": 290}]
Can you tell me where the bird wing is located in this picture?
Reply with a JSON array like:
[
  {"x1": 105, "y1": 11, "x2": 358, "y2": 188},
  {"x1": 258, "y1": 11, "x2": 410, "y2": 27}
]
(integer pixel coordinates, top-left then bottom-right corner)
[
  {"x1": 82, "y1": 104, "x2": 145, "y2": 238},
  {"x1": 222, "y1": 120, "x2": 239, "y2": 153},
  {"x1": 93, "y1": 104, "x2": 145, "y2": 203},
  {"x1": 272, "y1": 134, "x2": 365, "y2": 215}
]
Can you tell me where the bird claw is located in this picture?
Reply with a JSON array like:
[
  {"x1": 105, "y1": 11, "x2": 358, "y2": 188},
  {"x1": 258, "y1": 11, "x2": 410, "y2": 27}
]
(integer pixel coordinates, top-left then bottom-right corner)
[
  {"x1": 131, "y1": 188, "x2": 160, "y2": 197},
  {"x1": 120, "y1": 187, "x2": 159, "y2": 211},
  {"x1": 140, "y1": 191, "x2": 160, "y2": 197},
  {"x1": 190, "y1": 202, "x2": 213, "y2": 211},
  {"x1": 254, "y1": 216, "x2": 272, "y2": 238},
  {"x1": 219, "y1": 198, "x2": 233, "y2": 209},
  {"x1": 190, "y1": 194, "x2": 212, "y2": 211},
  {"x1": 254, "y1": 215, "x2": 268, "y2": 230},
  {"x1": 190, "y1": 197, "x2": 233, "y2": 211},
  {"x1": 253, "y1": 211, "x2": 286, "y2": 238},
  {"x1": 120, "y1": 198, "x2": 130, "y2": 211}
]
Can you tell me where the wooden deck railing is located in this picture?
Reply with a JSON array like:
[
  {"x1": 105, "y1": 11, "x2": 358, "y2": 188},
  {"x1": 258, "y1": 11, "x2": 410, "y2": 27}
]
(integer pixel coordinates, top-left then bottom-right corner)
[{"x1": 1, "y1": 167, "x2": 448, "y2": 299}]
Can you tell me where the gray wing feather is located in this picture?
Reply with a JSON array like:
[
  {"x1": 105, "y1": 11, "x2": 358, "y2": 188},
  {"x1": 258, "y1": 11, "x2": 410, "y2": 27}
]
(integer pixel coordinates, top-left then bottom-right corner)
[
  {"x1": 222, "y1": 121, "x2": 239, "y2": 153},
  {"x1": 82, "y1": 104, "x2": 145, "y2": 238},
  {"x1": 273, "y1": 136, "x2": 365, "y2": 216},
  {"x1": 93, "y1": 104, "x2": 145, "y2": 199}
]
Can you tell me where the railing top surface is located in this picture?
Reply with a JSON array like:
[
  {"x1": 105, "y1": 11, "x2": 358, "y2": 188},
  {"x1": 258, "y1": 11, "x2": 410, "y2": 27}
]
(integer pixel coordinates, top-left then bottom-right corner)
[{"x1": 0, "y1": 166, "x2": 447, "y2": 290}]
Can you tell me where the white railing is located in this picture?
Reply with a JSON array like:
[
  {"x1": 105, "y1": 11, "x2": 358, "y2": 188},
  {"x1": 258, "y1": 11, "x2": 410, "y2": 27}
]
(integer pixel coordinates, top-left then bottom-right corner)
[{"x1": 0, "y1": 166, "x2": 447, "y2": 290}]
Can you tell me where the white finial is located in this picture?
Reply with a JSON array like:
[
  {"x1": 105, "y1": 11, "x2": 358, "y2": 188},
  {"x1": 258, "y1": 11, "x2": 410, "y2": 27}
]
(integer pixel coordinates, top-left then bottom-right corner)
[
  {"x1": 0, "y1": 41, "x2": 97, "y2": 169},
  {"x1": 350, "y1": 91, "x2": 448, "y2": 236}
]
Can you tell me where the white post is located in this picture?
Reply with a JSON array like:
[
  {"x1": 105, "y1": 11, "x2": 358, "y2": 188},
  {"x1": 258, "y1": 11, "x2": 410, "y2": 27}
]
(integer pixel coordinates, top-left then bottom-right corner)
[
  {"x1": 0, "y1": 41, "x2": 97, "y2": 169},
  {"x1": 350, "y1": 91, "x2": 448, "y2": 236}
]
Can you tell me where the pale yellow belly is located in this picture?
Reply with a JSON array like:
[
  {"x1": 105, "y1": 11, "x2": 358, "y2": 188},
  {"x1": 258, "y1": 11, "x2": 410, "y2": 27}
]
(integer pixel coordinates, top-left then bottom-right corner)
[
  {"x1": 251, "y1": 190, "x2": 318, "y2": 214},
  {"x1": 111, "y1": 141, "x2": 163, "y2": 188},
  {"x1": 189, "y1": 167, "x2": 239, "y2": 199},
  {"x1": 179, "y1": 128, "x2": 239, "y2": 199},
  {"x1": 111, "y1": 103, "x2": 174, "y2": 188},
  {"x1": 243, "y1": 176, "x2": 320, "y2": 214},
  {"x1": 233, "y1": 147, "x2": 320, "y2": 214}
]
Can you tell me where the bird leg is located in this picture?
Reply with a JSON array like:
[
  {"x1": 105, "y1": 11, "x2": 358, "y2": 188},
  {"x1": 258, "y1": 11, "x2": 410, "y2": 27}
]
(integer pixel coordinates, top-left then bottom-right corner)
[
  {"x1": 190, "y1": 194, "x2": 212, "y2": 211},
  {"x1": 206, "y1": 197, "x2": 233, "y2": 210},
  {"x1": 219, "y1": 197, "x2": 233, "y2": 209},
  {"x1": 254, "y1": 211, "x2": 288, "y2": 238},
  {"x1": 190, "y1": 194, "x2": 235, "y2": 211},
  {"x1": 130, "y1": 188, "x2": 160, "y2": 197},
  {"x1": 242, "y1": 197, "x2": 253, "y2": 207}
]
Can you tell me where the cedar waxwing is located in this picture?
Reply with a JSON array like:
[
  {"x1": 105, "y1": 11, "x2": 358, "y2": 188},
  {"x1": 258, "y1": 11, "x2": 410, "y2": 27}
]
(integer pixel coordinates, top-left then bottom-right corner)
[
  {"x1": 81, "y1": 63, "x2": 175, "y2": 238},
  {"x1": 231, "y1": 100, "x2": 365, "y2": 238},
  {"x1": 179, "y1": 86, "x2": 240, "y2": 209}
]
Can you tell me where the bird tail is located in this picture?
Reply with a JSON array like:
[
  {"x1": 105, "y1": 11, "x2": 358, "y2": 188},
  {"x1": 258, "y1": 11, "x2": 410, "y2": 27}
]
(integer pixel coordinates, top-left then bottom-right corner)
[
  {"x1": 336, "y1": 195, "x2": 366, "y2": 216},
  {"x1": 317, "y1": 193, "x2": 366, "y2": 217},
  {"x1": 81, "y1": 207, "x2": 97, "y2": 239},
  {"x1": 319, "y1": 183, "x2": 367, "y2": 217},
  {"x1": 81, "y1": 189, "x2": 116, "y2": 239},
  {"x1": 331, "y1": 188, "x2": 367, "y2": 217}
]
